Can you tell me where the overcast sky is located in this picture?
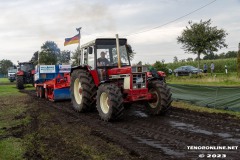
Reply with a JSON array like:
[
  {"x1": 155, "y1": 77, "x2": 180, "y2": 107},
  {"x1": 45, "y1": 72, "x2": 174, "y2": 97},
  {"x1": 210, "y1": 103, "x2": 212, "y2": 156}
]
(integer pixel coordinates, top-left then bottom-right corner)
[{"x1": 0, "y1": 0, "x2": 239, "y2": 65}]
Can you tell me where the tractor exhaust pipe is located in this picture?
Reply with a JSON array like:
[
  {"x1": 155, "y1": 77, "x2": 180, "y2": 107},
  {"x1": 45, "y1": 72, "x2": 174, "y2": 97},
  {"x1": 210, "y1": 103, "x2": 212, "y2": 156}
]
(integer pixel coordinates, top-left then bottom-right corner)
[{"x1": 116, "y1": 34, "x2": 121, "y2": 68}]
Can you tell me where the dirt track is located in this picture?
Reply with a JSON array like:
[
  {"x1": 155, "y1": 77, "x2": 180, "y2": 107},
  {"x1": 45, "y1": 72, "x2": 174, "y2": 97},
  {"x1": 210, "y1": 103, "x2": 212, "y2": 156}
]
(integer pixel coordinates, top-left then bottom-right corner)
[{"x1": 20, "y1": 90, "x2": 240, "y2": 159}]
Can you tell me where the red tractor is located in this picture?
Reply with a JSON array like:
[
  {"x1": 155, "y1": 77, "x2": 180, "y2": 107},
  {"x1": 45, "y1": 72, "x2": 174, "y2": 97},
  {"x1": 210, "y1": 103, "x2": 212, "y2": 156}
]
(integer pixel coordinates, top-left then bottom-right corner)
[
  {"x1": 16, "y1": 62, "x2": 35, "y2": 89},
  {"x1": 70, "y1": 37, "x2": 172, "y2": 121}
]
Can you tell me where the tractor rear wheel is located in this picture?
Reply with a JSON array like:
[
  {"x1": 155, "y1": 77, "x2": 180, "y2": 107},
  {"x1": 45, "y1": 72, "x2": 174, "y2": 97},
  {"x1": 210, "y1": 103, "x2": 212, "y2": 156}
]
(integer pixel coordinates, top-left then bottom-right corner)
[
  {"x1": 146, "y1": 80, "x2": 172, "y2": 115},
  {"x1": 96, "y1": 84, "x2": 124, "y2": 121},
  {"x1": 70, "y1": 69, "x2": 97, "y2": 112},
  {"x1": 16, "y1": 76, "x2": 24, "y2": 89}
]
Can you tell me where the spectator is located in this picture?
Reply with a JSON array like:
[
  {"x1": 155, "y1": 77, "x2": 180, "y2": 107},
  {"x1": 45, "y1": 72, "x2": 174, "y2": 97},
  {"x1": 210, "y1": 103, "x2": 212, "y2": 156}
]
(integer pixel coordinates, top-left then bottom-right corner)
[
  {"x1": 203, "y1": 63, "x2": 208, "y2": 74},
  {"x1": 210, "y1": 62, "x2": 214, "y2": 76},
  {"x1": 225, "y1": 65, "x2": 228, "y2": 74}
]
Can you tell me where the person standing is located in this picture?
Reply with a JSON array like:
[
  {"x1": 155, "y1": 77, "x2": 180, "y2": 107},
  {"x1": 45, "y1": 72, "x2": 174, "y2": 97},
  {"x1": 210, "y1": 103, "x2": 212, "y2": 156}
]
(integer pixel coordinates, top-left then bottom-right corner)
[
  {"x1": 225, "y1": 65, "x2": 228, "y2": 74},
  {"x1": 203, "y1": 63, "x2": 208, "y2": 74},
  {"x1": 210, "y1": 62, "x2": 214, "y2": 76}
]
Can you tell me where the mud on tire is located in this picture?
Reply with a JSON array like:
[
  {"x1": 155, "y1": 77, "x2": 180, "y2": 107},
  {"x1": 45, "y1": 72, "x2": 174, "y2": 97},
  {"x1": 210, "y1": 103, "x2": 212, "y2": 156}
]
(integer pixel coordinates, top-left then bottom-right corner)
[
  {"x1": 70, "y1": 69, "x2": 97, "y2": 112},
  {"x1": 16, "y1": 76, "x2": 24, "y2": 89},
  {"x1": 146, "y1": 80, "x2": 172, "y2": 115},
  {"x1": 97, "y1": 84, "x2": 124, "y2": 121}
]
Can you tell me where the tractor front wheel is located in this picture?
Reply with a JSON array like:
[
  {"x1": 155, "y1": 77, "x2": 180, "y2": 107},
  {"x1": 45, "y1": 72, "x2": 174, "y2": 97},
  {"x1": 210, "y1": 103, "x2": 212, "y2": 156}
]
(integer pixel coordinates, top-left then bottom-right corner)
[
  {"x1": 16, "y1": 76, "x2": 24, "y2": 89},
  {"x1": 96, "y1": 84, "x2": 124, "y2": 121},
  {"x1": 146, "y1": 80, "x2": 172, "y2": 115}
]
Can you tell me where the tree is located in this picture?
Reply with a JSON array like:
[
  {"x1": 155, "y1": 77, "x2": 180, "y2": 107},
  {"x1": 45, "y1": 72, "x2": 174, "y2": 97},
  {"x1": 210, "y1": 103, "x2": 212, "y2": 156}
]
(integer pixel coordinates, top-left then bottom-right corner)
[
  {"x1": 225, "y1": 51, "x2": 237, "y2": 58},
  {"x1": 0, "y1": 59, "x2": 14, "y2": 75},
  {"x1": 180, "y1": 59, "x2": 186, "y2": 62},
  {"x1": 153, "y1": 61, "x2": 169, "y2": 75},
  {"x1": 39, "y1": 41, "x2": 60, "y2": 65},
  {"x1": 126, "y1": 44, "x2": 136, "y2": 61},
  {"x1": 58, "y1": 50, "x2": 71, "y2": 64},
  {"x1": 238, "y1": 44, "x2": 240, "y2": 78},
  {"x1": 173, "y1": 56, "x2": 178, "y2": 63},
  {"x1": 203, "y1": 52, "x2": 218, "y2": 60},
  {"x1": 186, "y1": 57, "x2": 193, "y2": 62},
  {"x1": 137, "y1": 61, "x2": 142, "y2": 65},
  {"x1": 30, "y1": 51, "x2": 39, "y2": 66},
  {"x1": 177, "y1": 19, "x2": 228, "y2": 69},
  {"x1": 71, "y1": 46, "x2": 81, "y2": 66}
]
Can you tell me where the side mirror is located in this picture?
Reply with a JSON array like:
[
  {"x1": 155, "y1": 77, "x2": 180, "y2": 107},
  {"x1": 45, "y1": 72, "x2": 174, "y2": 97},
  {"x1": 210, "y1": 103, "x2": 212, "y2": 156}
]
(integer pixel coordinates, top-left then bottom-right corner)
[{"x1": 88, "y1": 47, "x2": 93, "y2": 54}]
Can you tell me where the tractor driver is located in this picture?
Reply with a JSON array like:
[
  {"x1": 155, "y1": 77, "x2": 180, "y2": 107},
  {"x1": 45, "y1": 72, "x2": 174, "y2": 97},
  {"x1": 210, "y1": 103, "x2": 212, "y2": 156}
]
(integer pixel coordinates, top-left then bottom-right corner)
[{"x1": 97, "y1": 51, "x2": 110, "y2": 66}]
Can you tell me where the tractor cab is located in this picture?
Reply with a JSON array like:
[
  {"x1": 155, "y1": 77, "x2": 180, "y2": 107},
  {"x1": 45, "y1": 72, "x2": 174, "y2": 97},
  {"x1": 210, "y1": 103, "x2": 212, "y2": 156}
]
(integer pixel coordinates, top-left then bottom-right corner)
[
  {"x1": 79, "y1": 38, "x2": 132, "y2": 82},
  {"x1": 18, "y1": 62, "x2": 34, "y2": 73},
  {"x1": 16, "y1": 62, "x2": 35, "y2": 89}
]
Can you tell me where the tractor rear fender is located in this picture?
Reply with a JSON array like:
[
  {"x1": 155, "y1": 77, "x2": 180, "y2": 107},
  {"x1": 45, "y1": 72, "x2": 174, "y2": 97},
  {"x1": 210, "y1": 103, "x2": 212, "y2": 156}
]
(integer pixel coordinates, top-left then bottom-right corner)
[
  {"x1": 157, "y1": 71, "x2": 166, "y2": 77},
  {"x1": 31, "y1": 69, "x2": 36, "y2": 75},
  {"x1": 16, "y1": 70, "x2": 24, "y2": 76},
  {"x1": 70, "y1": 65, "x2": 100, "y2": 86},
  {"x1": 148, "y1": 77, "x2": 165, "y2": 83}
]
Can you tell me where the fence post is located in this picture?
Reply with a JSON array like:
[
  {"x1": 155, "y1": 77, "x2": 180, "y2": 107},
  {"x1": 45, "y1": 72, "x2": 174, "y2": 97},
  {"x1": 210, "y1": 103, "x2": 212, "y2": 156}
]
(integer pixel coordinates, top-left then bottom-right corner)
[{"x1": 237, "y1": 43, "x2": 240, "y2": 78}]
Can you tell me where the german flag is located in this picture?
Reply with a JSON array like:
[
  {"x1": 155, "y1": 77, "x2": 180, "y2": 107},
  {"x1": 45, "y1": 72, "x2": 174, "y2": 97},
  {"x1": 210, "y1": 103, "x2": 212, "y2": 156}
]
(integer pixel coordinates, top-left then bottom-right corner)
[{"x1": 64, "y1": 34, "x2": 80, "y2": 46}]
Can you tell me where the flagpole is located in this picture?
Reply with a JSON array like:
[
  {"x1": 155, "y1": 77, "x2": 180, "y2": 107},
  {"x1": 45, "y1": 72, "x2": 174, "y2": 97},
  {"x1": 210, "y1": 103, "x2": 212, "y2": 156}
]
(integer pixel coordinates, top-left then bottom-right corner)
[{"x1": 76, "y1": 27, "x2": 81, "y2": 65}]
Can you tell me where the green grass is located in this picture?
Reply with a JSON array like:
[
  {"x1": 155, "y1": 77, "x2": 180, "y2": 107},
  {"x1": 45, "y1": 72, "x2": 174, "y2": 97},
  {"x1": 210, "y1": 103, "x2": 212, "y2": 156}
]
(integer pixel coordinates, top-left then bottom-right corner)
[
  {"x1": 172, "y1": 101, "x2": 240, "y2": 118},
  {"x1": 167, "y1": 72, "x2": 240, "y2": 86},
  {"x1": 0, "y1": 95, "x2": 30, "y2": 133},
  {"x1": 0, "y1": 138, "x2": 25, "y2": 160},
  {"x1": 0, "y1": 78, "x2": 11, "y2": 84},
  {"x1": 0, "y1": 90, "x2": 30, "y2": 160},
  {"x1": 0, "y1": 85, "x2": 22, "y2": 96}
]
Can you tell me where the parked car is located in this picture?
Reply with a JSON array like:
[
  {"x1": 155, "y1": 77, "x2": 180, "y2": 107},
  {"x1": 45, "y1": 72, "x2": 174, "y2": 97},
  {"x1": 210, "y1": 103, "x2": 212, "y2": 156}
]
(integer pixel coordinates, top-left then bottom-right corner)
[
  {"x1": 8, "y1": 68, "x2": 17, "y2": 82},
  {"x1": 173, "y1": 65, "x2": 202, "y2": 76}
]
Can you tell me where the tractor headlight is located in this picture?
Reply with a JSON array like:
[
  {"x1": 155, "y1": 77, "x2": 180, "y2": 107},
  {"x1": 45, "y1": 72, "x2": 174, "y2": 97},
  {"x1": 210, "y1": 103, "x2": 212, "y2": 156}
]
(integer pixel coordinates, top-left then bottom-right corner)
[{"x1": 123, "y1": 76, "x2": 130, "y2": 89}]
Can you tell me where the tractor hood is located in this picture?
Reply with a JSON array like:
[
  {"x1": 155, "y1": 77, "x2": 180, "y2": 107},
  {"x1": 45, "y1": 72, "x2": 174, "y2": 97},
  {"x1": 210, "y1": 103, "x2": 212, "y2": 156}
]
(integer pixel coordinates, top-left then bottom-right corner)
[
  {"x1": 107, "y1": 66, "x2": 132, "y2": 75},
  {"x1": 107, "y1": 65, "x2": 149, "y2": 76}
]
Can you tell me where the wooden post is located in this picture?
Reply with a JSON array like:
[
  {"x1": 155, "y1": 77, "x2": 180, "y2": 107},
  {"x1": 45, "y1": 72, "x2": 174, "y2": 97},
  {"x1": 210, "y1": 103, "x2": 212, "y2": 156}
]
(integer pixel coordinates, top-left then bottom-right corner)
[{"x1": 116, "y1": 34, "x2": 121, "y2": 68}]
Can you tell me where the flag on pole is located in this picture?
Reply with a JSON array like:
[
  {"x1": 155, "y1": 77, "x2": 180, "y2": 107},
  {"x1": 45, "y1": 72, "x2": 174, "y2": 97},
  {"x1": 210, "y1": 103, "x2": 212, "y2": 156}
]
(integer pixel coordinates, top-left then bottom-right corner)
[{"x1": 64, "y1": 34, "x2": 80, "y2": 46}]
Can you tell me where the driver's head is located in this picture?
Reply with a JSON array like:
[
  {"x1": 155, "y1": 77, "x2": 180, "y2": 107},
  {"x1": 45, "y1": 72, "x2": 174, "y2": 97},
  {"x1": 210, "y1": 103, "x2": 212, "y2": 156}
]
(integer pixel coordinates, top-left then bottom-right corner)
[{"x1": 100, "y1": 52, "x2": 106, "y2": 58}]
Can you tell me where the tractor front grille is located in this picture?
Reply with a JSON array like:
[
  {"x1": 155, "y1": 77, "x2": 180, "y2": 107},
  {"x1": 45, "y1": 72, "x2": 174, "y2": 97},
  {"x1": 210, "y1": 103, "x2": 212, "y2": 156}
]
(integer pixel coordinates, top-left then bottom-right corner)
[{"x1": 132, "y1": 73, "x2": 146, "y2": 89}]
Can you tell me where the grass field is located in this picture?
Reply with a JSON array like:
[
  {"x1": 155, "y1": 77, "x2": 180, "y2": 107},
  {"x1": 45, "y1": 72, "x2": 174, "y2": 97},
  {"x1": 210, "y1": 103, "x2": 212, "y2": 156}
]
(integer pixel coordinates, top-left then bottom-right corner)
[
  {"x1": 0, "y1": 76, "x2": 239, "y2": 159},
  {"x1": 172, "y1": 101, "x2": 240, "y2": 119},
  {"x1": 0, "y1": 78, "x2": 11, "y2": 84},
  {"x1": 0, "y1": 84, "x2": 30, "y2": 159},
  {"x1": 167, "y1": 72, "x2": 240, "y2": 86}
]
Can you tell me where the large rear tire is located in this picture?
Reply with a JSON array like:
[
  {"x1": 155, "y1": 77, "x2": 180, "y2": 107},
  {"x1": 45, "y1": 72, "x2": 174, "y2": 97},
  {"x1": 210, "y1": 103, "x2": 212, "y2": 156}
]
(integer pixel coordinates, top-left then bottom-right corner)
[
  {"x1": 96, "y1": 84, "x2": 124, "y2": 121},
  {"x1": 146, "y1": 80, "x2": 172, "y2": 115},
  {"x1": 16, "y1": 76, "x2": 24, "y2": 89},
  {"x1": 70, "y1": 69, "x2": 97, "y2": 112}
]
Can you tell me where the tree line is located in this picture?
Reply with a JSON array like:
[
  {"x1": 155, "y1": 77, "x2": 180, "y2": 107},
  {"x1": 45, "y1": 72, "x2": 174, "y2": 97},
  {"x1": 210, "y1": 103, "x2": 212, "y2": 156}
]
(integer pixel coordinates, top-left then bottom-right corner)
[
  {"x1": 0, "y1": 41, "x2": 80, "y2": 75},
  {"x1": 30, "y1": 41, "x2": 79, "y2": 66}
]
